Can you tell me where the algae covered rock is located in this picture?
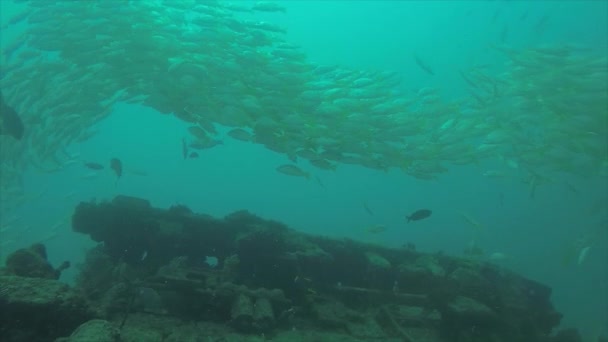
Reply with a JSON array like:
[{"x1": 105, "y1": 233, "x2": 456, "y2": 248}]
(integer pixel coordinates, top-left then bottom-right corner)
[
  {"x1": 3, "y1": 243, "x2": 69, "y2": 279},
  {"x1": 446, "y1": 295, "x2": 496, "y2": 322},
  {"x1": 59, "y1": 319, "x2": 119, "y2": 342},
  {"x1": 0, "y1": 275, "x2": 92, "y2": 341}
]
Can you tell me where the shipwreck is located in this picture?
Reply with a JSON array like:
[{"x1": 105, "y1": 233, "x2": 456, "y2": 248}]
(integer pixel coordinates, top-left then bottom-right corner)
[{"x1": 0, "y1": 195, "x2": 581, "y2": 342}]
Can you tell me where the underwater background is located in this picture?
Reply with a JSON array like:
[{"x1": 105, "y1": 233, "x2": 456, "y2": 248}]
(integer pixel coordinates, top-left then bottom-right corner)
[{"x1": 0, "y1": 1, "x2": 606, "y2": 340}]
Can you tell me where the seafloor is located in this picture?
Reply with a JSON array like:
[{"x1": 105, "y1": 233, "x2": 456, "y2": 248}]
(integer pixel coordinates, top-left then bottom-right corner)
[{"x1": 0, "y1": 195, "x2": 584, "y2": 342}]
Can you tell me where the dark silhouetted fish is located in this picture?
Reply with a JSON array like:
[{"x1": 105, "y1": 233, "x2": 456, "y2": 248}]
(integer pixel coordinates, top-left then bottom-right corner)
[
  {"x1": 499, "y1": 23, "x2": 509, "y2": 44},
  {"x1": 84, "y1": 162, "x2": 104, "y2": 170},
  {"x1": 406, "y1": 209, "x2": 432, "y2": 223},
  {"x1": 0, "y1": 91, "x2": 24, "y2": 140},
  {"x1": 534, "y1": 13, "x2": 551, "y2": 36},
  {"x1": 276, "y1": 164, "x2": 310, "y2": 179},
  {"x1": 413, "y1": 53, "x2": 434, "y2": 76},
  {"x1": 363, "y1": 200, "x2": 374, "y2": 216},
  {"x1": 314, "y1": 175, "x2": 326, "y2": 189},
  {"x1": 182, "y1": 138, "x2": 188, "y2": 159},
  {"x1": 110, "y1": 158, "x2": 122, "y2": 179},
  {"x1": 491, "y1": 8, "x2": 501, "y2": 24},
  {"x1": 188, "y1": 151, "x2": 199, "y2": 158}
]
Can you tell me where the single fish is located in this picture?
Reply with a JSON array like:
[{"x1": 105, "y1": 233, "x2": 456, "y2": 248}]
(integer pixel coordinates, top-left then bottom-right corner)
[
  {"x1": 81, "y1": 172, "x2": 99, "y2": 180},
  {"x1": 499, "y1": 23, "x2": 509, "y2": 44},
  {"x1": 276, "y1": 164, "x2": 310, "y2": 179},
  {"x1": 365, "y1": 224, "x2": 387, "y2": 234},
  {"x1": 227, "y1": 128, "x2": 253, "y2": 142},
  {"x1": 459, "y1": 69, "x2": 479, "y2": 88},
  {"x1": 577, "y1": 246, "x2": 591, "y2": 265},
  {"x1": 187, "y1": 126, "x2": 209, "y2": 140},
  {"x1": 363, "y1": 200, "x2": 374, "y2": 216},
  {"x1": 252, "y1": 1, "x2": 286, "y2": 13},
  {"x1": 182, "y1": 138, "x2": 188, "y2": 159},
  {"x1": 189, "y1": 139, "x2": 223, "y2": 150},
  {"x1": 491, "y1": 8, "x2": 501, "y2": 24},
  {"x1": 83, "y1": 162, "x2": 104, "y2": 170},
  {"x1": 489, "y1": 252, "x2": 509, "y2": 262},
  {"x1": 519, "y1": 11, "x2": 528, "y2": 22},
  {"x1": 310, "y1": 158, "x2": 336, "y2": 171},
  {"x1": 482, "y1": 170, "x2": 506, "y2": 178},
  {"x1": 406, "y1": 209, "x2": 432, "y2": 223},
  {"x1": 413, "y1": 53, "x2": 434, "y2": 76},
  {"x1": 127, "y1": 169, "x2": 148, "y2": 177},
  {"x1": 314, "y1": 175, "x2": 326, "y2": 189},
  {"x1": 458, "y1": 211, "x2": 484, "y2": 231},
  {"x1": 0, "y1": 91, "x2": 24, "y2": 140},
  {"x1": 110, "y1": 158, "x2": 122, "y2": 179}
]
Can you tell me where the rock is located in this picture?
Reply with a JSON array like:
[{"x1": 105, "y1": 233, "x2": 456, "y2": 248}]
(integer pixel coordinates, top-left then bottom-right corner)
[
  {"x1": 61, "y1": 319, "x2": 119, "y2": 342},
  {"x1": 0, "y1": 275, "x2": 92, "y2": 342},
  {"x1": 446, "y1": 295, "x2": 496, "y2": 322},
  {"x1": 448, "y1": 266, "x2": 492, "y2": 299},
  {"x1": 346, "y1": 316, "x2": 386, "y2": 339},
  {"x1": 390, "y1": 305, "x2": 441, "y2": 327},
  {"x1": 96, "y1": 282, "x2": 130, "y2": 318},
  {"x1": 118, "y1": 326, "x2": 164, "y2": 342},
  {"x1": 230, "y1": 294, "x2": 254, "y2": 332},
  {"x1": 112, "y1": 313, "x2": 172, "y2": 342},
  {"x1": 3, "y1": 243, "x2": 68, "y2": 279},
  {"x1": 312, "y1": 300, "x2": 364, "y2": 331},
  {"x1": 252, "y1": 297, "x2": 275, "y2": 333},
  {"x1": 552, "y1": 328, "x2": 583, "y2": 342}
]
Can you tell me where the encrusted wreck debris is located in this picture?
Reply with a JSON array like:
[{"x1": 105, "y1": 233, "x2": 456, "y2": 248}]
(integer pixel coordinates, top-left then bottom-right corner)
[
  {"x1": 0, "y1": 244, "x2": 91, "y2": 341},
  {"x1": 0, "y1": 195, "x2": 582, "y2": 341}
]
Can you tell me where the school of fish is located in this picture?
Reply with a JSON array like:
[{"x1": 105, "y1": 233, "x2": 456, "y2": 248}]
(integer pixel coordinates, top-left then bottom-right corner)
[{"x1": 0, "y1": 1, "x2": 606, "y2": 209}]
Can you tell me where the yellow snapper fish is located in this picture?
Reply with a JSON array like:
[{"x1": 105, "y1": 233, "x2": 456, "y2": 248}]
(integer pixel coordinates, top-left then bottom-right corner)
[
  {"x1": 482, "y1": 170, "x2": 508, "y2": 179},
  {"x1": 364, "y1": 224, "x2": 387, "y2": 234},
  {"x1": 489, "y1": 252, "x2": 510, "y2": 262},
  {"x1": 362, "y1": 200, "x2": 374, "y2": 216},
  {"x1": 276, "y1": 164, "x2": 310, "y2": 179},
  {"x1": 577, "y1": 246, "x2": 591, "y2": 265},
  {"x1": 459, "y1": 211, "x2": 483, "y2": 228},
  {"x1": 560, "y1": 235, "x2": 593, "y2": 267}
]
